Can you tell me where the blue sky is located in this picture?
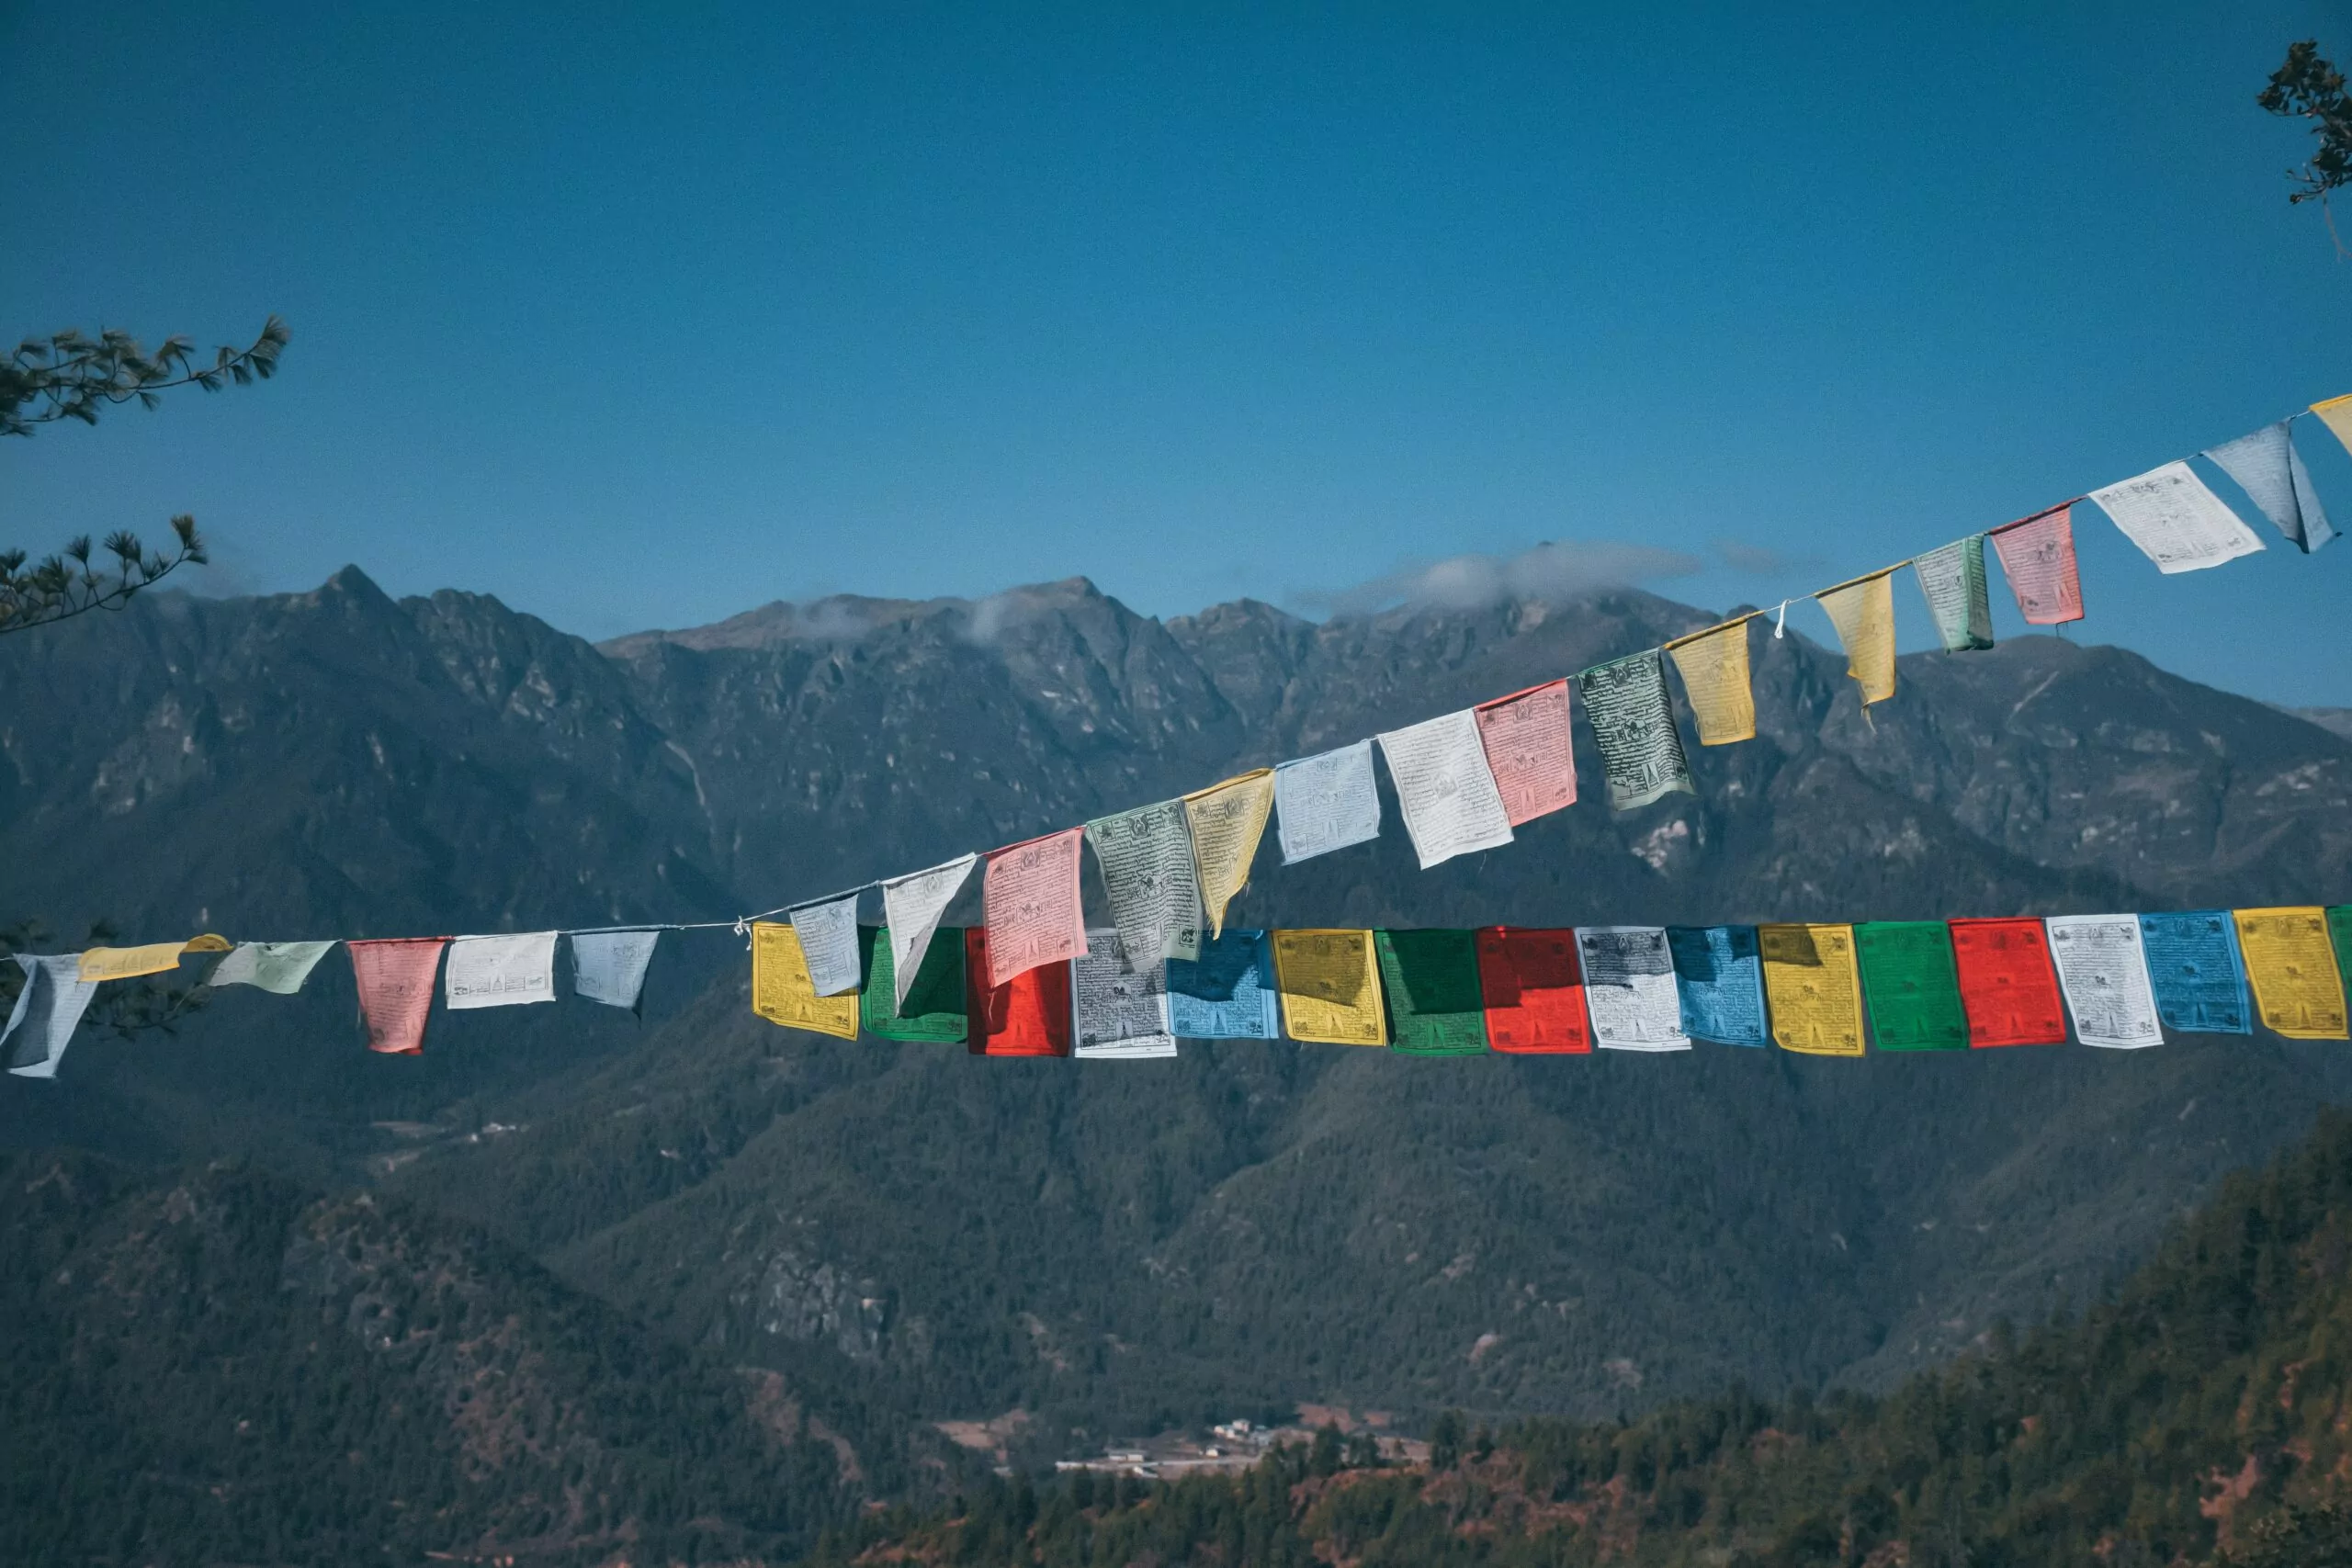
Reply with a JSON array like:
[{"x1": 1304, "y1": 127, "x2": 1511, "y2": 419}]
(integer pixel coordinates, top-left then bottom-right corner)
[{"x1": 6, "y1": 3, "x2": 2349, "y2": 702}]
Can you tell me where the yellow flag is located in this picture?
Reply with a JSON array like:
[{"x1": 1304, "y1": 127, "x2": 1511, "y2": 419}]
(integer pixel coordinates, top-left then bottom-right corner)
[
  {"x1": 78, "y1": 943, "x2": 190, "y2": 983},
  {"x1": 1665, "y1": 617, "x2": 1757, "y2": 745},
  {"x1": 1272, "y1": 929, "x2": 1387, "y2": 1046},
  {"x1": 1184, "y1": 768, "x2": 1276, "y2": 939},
  {"x1": 2233, "y1": 907, "x2": 2349, "y2": 1040},
  {"x1": 1759, "y1": 923, "x2": 1866, "y2": 1056},
  {"x1": 182, "y1": 933, "x2": 232, "y2": 954},
  {"x1": 2313, "y1": 395, "x2": 2352, "y2": 461},
  {"x1": 1815, "y1": 571, "x2": 1897, "y2": 705},
  {"x1": 751, "y1": 921, "x2": 860, "y2": 1040}
]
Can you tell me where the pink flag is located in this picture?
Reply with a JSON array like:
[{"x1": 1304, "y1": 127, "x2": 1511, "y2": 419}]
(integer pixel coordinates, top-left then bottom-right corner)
[
  {"x1": 1988, "y1": 503, "x2": 2085, "y2": 626},
  {"x1": 980, "y1": 827, "x2": 1088, "y2": 989},
  {"x1": 348, "y1": 938, "x2": 449, "y2": 1055},
  {"x1": 1473, "y1": 680, "x2": 1577, "y2": 825}
]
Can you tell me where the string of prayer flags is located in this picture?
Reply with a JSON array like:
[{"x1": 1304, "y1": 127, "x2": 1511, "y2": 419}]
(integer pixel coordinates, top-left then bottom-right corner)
[
  {"x1": 1665, "y1": 619, "x2": 1758, "y2": 746},
  {"x1": 858, "y1": 925, "x2": 968, "y2": 1043},
  {"x1": 1815, "y1": 570, "x2": 1898, "y2": 707},
  {"x1": 1183, "y1": 770, "x2": 1275, "y2": 940},
  {"x1": 1167, "y1": 929, "x2": 1281, "y2": 1039},
  {"x1": 207, "y1": 940, "x2": 336, "y2": 996},
  {"x1": 348, "y1": 938, "x2": 448, "y2": 1055},
  {"x1": 966, "y1": 928, "x2": 1072, "y2": 1056},
  {"x1": 881, "y1": 853, "x2": 978, "y2": 1011},
  {"x1": 3, "y1": 954, "x2": 97, "y2": 1078},
  {"x1": 791, "y1": 894, "x2": 865, "y2": 998},
  {"x1": 1473, "y1": 681, "x2": 1578, "y2": 824},
  {"x1": 2233, "y1": 907, "x2": 2351, "y2": 1040},
  {"x1": 1989, "y1": 504, "x2": 2086, "y2": 626},
  {"x1": 2311, "y1": 395, "x2": 2352, "y2": 459},
  {"x1": 750, "y1": 922, "x2": 859, "y2": 1040},
  {"x1": 2137, "y1": 911, "x2": 2253, "y2": 1034},
  {"x1": 77, "y1": 942, "x2": 191, "y2": 983},
  {"x1": 1271, "y1": 930, "x2": 1387, "y2": 1046},
  {"x1": 445, "y1": 931, "x2": 559, "y2": 1010},
  {"x1": 569, "y1": 929, "x2": 663, "y2": 1012},
  {"x1": 2090, "y1": 461, "x2": 2266, "y2": 575},
  {"x1": 1758, "y1": 923, "x2": 1866, "y2": 1056},
  {"x1": 2205, "y1": 422, "x2": 2335, "y2": 553},
  {"x1": 1667, "y1": 925, "x2": 1769, "y2": 1047},
  {"x1": 1272, "y1": 741, "x2": 1383, "y2": 865},
  {"x1": 1577, "y1": 651, "x2": 1697, "y2": 811},
  {"x1": 2044, "y1": 915, "x2": 2163, "y2": 1049},
  {"x1": 1853, "y1": 922, "x2": 1970, "y2": 1050},
  {"x1": 1071, "y1": 929, "x2": 1179, "y2": 1059},
  {"x1": 1376, "y1": 710, "x2": 1514, "y2": 868},
  {"x1": 1474, "y1": 928, "x2": 1590, "y2": 1054},
  {"x1": 1374, "y1": 930, "x2": 1490, "y2": 1055},
  {"x1": 1948, "y1": 918, "x2": 2068, "y2": 1047},
  {"x1": 1575, "y1": 927, "x2": 1690, "y2": 1051},
  {"x1": 1088, "y1": 798, "x2": 1204, "y2": 966},
  {"x1": 1913, "y1": 537, "x2": 1996, "y2": 653},
  {"x1": 980, "y1": 828, "x2": 1088, "y2": 988}
]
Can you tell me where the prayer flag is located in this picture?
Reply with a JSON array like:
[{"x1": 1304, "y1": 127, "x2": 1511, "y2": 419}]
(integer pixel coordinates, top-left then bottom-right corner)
[
  {"x1": 1273, "y1": 740, "x2": 1383, "y2": 864},
  {"x1": 569, "y1": 929, "x2": 662, "y2": 1011},
  {"x1": 2331, "y1": 908, "x2": 2352, "y2": 1015},
  {"x1": 348, "y1": 938, "x2": 448, "y2": 1055},
  {"x1": 964, "y1": 927, "x2": 1072, "y2": 1056},
  {"x1": 1071, "y1": 929, "x2": 1179, "y2": 1059},
  {"x1": 791, "y1": 893, "x2": 865, "y2": 997},
  {"x1": 1854, "y1": 921, "x2": 1970, "y2": 1051},
  {"x1": 1988, "y1": 504, "x2": 2085, "y2": 626},
  {"x1": 1815, "y1": 571, "x2": 1897, "y2": 706},
  {"x1": 1167, "y1": 930, "x2": 1281, "y2": 1040},
  {"x1": 1574, "y1": 926, "x2": 1690, "y2": 1051},
  {"x1": 77, "y1": 943, "x2": 187, "y2": 983},
  {"x1": 1948, "y1": 918, "x2": 2068, "y2": 1047},
  {"x1": 1376, "y1": 710, "x2": 1514, "y2": 868},
  {"x1": 207, "y1": 941, "x2": 336, "y2": 996},
  {"x1": 1577, "y1": 650, "x2": 1697, "y2": 811},
  {"x1": 750, "y1": 922, "x2": 859, "y2": 1040},
  {"x1": 1667, "y1": 925, "x2": 1769, "y2": 1047},
  {"x1": 1088, "y1": 798, "x2": 1204, "y2": 966},
  {"x1": 981, "y1": 828, "x2": 1088, "y2": 988},
  {"x1": 2309, "y1": 395, "x2": 2352, "y2": 460},
  {"x1": 1374, "y1": 930, "x2": 1489, "y2": 1055},
  {"x1": 2233, "y1": 907, "x2": 2350, "y2": 1040},
  {"x1": 1758, "y1": 923, "x2": 1866, "y2": 1056},
  {"x1": 182, "y1": 933, "x2": 232, "y2": 954},
  {"x1": 1183, "y1": 770, "x2": 1275, "y2": 941},
  {"x1": 2091, "y1": 460, "x2": 2266, "y2": 574},
  {"x1": 2137, "y1": 911, "x2": 2253, "y2": 1034},
  {"x1": 1665, "y1": 618, "x2": 1758, "y2": 745},
  {"x1": 1473, "y1": 681, "x2": 1578, "y2": 823},
  {"x1": 882, "y1": 853, "x2": 978, "y2": 1011},
  {"x1": 858, "y1": 924, "x2": 968, "y2": 1043},
  {"x1": 2205, "y1": 422, "x2": 2334, "y2": 552},
  {"x1": 445, "y1": 931, "x2": 559, "y2": 1010},
  {"x1": 1913, "y1": 537, "x2": 1996, "y2": 652},
  {"x1": 3, "y1": 954, "x2": 98, "y2": 1078},
  {"x1": 2044, "y1": 915, "x2": 2163, "y2": 1049},
  {"x1": 1475, "y1": 928, "x2": 1591, "y2": 1054},
  {"x1": 1271, "y1": 930, "x2": 1387, "y2": 1046}
]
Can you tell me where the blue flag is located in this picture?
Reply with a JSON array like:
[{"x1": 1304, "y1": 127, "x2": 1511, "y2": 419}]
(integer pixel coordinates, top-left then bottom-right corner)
[
  {"x1": 1667, "y1": 925, "x2": 1769, "y2": 1046},
  {"x1": 2137, "y1": 911, "x2": 2252, "y2": 1034},
  {"x1": 1167, "y1": 929, "x2": 1281, "y2": 1039}
]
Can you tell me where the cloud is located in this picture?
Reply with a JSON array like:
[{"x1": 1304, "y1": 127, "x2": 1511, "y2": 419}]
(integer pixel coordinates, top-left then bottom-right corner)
[
  {"x1": 1715, "y1": 539, "x2": 1822, "y2": 577},
  {"x1": 1298, "y1": 539, "x2": 1703, "y2": 617}
]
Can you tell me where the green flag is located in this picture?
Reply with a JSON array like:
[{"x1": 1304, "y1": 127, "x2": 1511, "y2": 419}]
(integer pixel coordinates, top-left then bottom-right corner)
[
  {"x1": 1855, "y1": 921, "x2": 1970, "y2": 1051},
  {"x1": 2331, "y1": 908, "x2": 2352, "y2": 1015},
  {"x1": 1375, "y1": 930, "x2": 1490, "y2": 1055},
  {"x1": 860, "y1": 925, "x2": 967, "y2": 1043}
]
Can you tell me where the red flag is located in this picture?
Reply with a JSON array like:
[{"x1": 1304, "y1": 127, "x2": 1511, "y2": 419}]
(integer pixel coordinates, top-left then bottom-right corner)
[
  {"x1": 1948, "y1": 918, "x2": 2067, "y2": 1046},
  {"x1": 1474, "y1": 681, "x2": 1578, "y2": 825},
  {"x1": 1987, "y1": 503, "x2": 2085, "y2": 626},
  {"x1": 1476, "y1": 926, "x2": 1592, "y2": 1055},
  {"x1": 980, "y1": 827, "x2": 1088, "y2": 988},
  {"x1": 348, "y1": 937, "x2": 449, "y2": 1055},
  {"x1": 965, "y1": 928, "x2": 1072, "y2": 1057}
]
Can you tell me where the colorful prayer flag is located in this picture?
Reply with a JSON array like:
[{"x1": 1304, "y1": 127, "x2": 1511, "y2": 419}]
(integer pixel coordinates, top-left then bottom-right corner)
[
  {"x1": 76, "y1": 942, "x2": 187, "y2": 983},
  {"x1": 445, "y1": 931, "x2": 560, "y2": 1010},
  {"x1": 348, "y1": 937, "x2": 449, "y2": 1055},
  {"x1": 858, "y1": 924, "x2": 968, "y2": 1043},
  {"x1": 1376, "y1": 710, "x2": 1514, "y2": 868},
  {"x1": 1183, "y1": 770, "x2": 1276, "y2": 939},
  {"x1": 1374, "y1": 930, "x2": 1489, "y2": 1055},
  {"x1": 1948, "y1": 918, "x2": 2068, "y2": 1047},
  {"x1": 1665, "y1": 618, "x2": 1758, "y2": 745},
  {"x1": 750, "y1": 922, "x2": 859, "y2": 1040},
  {"x1": 790, "y1": 893, "x2": 865, "y2": 997},
  {"x1": 1577, "y1": 650, "x2": 1696, "y2": 811},
  {"x1": 2308, "y1": 395, "x2": 2352, "y2": 460},
  {"x1": 2233, "y1": 907, "x2": 2350, "y2": 1040},
  {"x1": 981, "y1": 828, "x2": 1088, "y2": 988},
  {"x1": 2, "y1": 954, "x2": 97, "y2": 1078},
  {"x1": 1271, "y1": 930, "x2": 1387, "y2": 1046},
  {"x1": 1988, "y1": 504, "x2": 2085, "y2": 626},
  {"x1": 2090, "y1": 460, "x2": 2266, "y2": 574},
  {"x1": 206, "y1": 941, "x2": 336, "y2": 996},
  {"x1": 2331, "y1": 908, "x2": 2352, "y2": 1016},
  {"x1": 1667, "y1": 925, "x2": 1768, "y2": 1046},
  {"x1": 1815, "y1": 571, "x2": 1897, "y2": 706},
  {"x1": 1475, "y1": 928, "x2": 1590, "y2": 1054},
  {"x1": 2205, "y1": 421, "x2": 2334, "y2": 552},
  {"x1": 2137, "y1": 911, "x2": 2252, "y2": 1034},
  {"x1": 1758, "y1": 923, "x2": 1865, "y2": 1056},
  {"x1": 1071, "y1": 929, "x2": 1179, "y2": 1059},
  {"x1": 1473, "y1": 681, "x2": 1578, "y2": 824},
  {"x1": 1913, "y1": 537, "x2": 1996, "y2": 652},
  {"x1": 965, "y1": 927, "x2": 1073, "y2": 1056},
  {"x1": 882, "y1": 853, "x2": 978, "y2": 1011},
  {"x1": 569, "y1": 929, "x2": 662, "y2": 1012},
  {"x1": 1272, "y1": 740, "x2": 1383, "y2": 864},
  {"x1": 1854, "y1": 921, "x2": 1970, "y2": 1051},
  {"x1": 2044, "y1": 915, "x2": 2163, "y2": 1049},
  {"x1": 1088, "y1": 798, "x2": 1204, "y2": 965},
  {"x1": 1574, "y1": 926, "x2": 1690, "y2": 1051},
  {"x1": 1167, "y1": 929, "x2": 1281, "y2": 1039}
]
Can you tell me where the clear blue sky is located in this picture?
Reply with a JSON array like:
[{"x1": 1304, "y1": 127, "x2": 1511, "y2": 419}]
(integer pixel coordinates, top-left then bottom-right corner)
[{"x1": 6, "y1": 3, "x2": 2349, "y2": 701}]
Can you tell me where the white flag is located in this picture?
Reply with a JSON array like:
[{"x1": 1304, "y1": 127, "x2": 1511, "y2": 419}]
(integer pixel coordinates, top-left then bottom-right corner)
[
  {"x1": 1273, "y1": 739, "x2": 1383, "y2": 864},
  {"x1": 445, "y1": 931, "x2": 560, "y2": 1010},
  {"x1": 880, "y1": 853, "x2": 978, "y2": 1010},
  {"x1": 2045, "y1": 915, "x2": 2164, "y2": 1049},
  {"x1": 791, "y1": 893, "x2": 865, "y2": 997},
  {"x1": 1071, "y1": 929, "x2": 1179, "y2": 1059},
  {"x1": 1376, "y1": 709, "x2": 1514, "y2": 870},
  {"x1": 1574, "y1": 927, "x2": 1690, "y2": 1052},
  {"x1": 2090, "y1": 460, "x2": 2265, "y2": 574}
]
